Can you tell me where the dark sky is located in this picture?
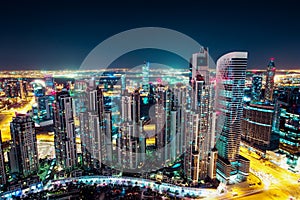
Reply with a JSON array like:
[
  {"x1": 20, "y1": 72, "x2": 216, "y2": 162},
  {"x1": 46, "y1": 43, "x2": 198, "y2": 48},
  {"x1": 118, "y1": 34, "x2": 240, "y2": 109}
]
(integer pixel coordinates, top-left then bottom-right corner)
[{"x1": 0, "y1": 0, "x2": 299, "y2": 70}]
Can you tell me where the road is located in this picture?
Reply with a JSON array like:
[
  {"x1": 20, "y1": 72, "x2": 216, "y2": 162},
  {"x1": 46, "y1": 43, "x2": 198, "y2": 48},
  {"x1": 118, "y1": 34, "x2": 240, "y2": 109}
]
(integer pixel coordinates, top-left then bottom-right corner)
[{"x1": 238, "y1": 146, "x2": 300, "y2": 200}]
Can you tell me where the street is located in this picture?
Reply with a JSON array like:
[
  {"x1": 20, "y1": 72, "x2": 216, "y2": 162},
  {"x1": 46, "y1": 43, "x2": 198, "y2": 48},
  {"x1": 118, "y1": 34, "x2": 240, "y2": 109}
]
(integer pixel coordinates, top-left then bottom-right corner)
[{"x1": 238, "y1": 147, "x2": 300, "y2": 200}]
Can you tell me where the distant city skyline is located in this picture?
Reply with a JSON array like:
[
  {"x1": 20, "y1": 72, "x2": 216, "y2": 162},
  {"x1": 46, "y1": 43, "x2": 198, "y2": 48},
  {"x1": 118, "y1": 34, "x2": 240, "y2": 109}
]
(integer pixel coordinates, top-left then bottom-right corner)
[{"x1": 0, "y1": 0, "x2": 299, "y2": 70}]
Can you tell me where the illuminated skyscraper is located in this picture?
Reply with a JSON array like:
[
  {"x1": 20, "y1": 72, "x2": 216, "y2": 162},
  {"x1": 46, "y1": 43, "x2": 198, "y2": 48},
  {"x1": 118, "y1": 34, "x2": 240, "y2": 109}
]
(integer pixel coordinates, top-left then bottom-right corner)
[
  {"x1": 184, "y1": 110, "x2": 200, "y2": 185},
  {"x1": 155, "y1": 86, "x2": 174, "y2": 162},
  {"x1": 264, "y1": 58, "x2": 276, "y2": 102},
  {"x1": 44, "y1": 75, "x2": 54, "y2": 89},
  {"x1": 274, "y1": 88, "x2": 300, "y2": 171},
  {"x1": 142, "y1": 62, "x2": 150, "y2": 92},
  {"x1": 32, "y1": 95, "x2": 55, "y2": 126},
  {"x1": 190, "y1": 47, "x2": 209, "y2": 84},
  {"x1": 251, "y1": 75, "x2": 262, "y2": 101},
  {"x1": 121, "y1": 74, "x2": 126, "y2": 95},
  {"x1": 242, "y1": 103, "x2": 276, "y2": 151},
  {"x1": 104, "y1": 110, "x2": 113, "y2": 164},
  {"x1": 0, "y1": 132, "x2": 6, "y2": 186},
  {"x1": 215, "y1": 52, "x2": 249, "y2": 183},
  {"x1": 183, "y1": 50, "x2": 214, "y2": 184},
  {"x1": 118, "y1": 89, "x2": 148, "y2": 171},
  {"x1": 53, "y1": 89, "x2": 78, "y2": 170},
  {"x1": 79, "y1": 84, "x2": 105, "y2": 171},
  {"x1": 9, "y1": 114, "x2": 39, "y2": 177},
  {"x1": 278, "y1": 107, "x2": 300, "y2": 171}
]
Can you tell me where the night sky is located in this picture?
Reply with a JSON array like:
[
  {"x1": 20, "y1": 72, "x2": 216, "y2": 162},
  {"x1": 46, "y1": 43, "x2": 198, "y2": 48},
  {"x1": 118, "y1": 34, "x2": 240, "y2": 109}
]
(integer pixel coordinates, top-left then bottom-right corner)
[{"x1": 0, "y1": 0, "x2": 299, "y2": 70}]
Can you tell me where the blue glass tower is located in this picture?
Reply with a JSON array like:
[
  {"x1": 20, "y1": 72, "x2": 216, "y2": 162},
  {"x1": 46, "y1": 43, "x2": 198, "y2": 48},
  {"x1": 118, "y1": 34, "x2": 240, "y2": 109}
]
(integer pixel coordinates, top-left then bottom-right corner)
[{"x1": 215, "y1": 52, "x2": 250, "y2": 183}]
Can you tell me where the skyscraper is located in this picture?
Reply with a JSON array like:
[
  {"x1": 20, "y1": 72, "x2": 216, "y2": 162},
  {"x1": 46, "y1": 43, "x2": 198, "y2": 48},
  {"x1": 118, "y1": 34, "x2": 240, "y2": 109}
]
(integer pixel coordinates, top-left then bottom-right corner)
[
  {"x1": 9, "y1": 113, "x2": 39, "y2": 177},
  {"x1": 273, "y1": 88, "x2": 300, "y2": 171},
  {"x1": 190, "y1": 47, "x2": 209, "y2": 84},
  {"x1": 155, "y1": 86, "x2": 174, "y2": 163},
  {"x1": 0, "y1": 132, "x2": 6, "y2": 186},
  {"x1": 142, "y1": 62, "x2": 150, "y2": 92},
  {"x1": 215, "y1": 52, "x2": 250, "y2": 183},
  {"x1": 79, "y1": 83, "x2": 105, "y2": 172},
  {"x1": 264, "y1": 58, "x2": 276, "y2": 102},
  {"x1": 184, "y1": 51, "x2": 214, "y2": 184},
  {"x1": 33, "y1": 95, "x2": 54, "y2": 126},
  {"x1": 53, "y1": 89, "x2": 78, "y2": 170},
  {"x1": 251, "y1": 75, "x2": 262, "y2": 102},
  {"x1": 242, "y1": 103, "x2": 276, "y2": 151}
]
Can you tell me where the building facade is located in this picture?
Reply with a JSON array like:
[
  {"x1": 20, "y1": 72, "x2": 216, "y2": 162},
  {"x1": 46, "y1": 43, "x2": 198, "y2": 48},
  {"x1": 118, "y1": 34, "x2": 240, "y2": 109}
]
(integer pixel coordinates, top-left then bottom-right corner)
[
  {"x1": 9, "y1": 114, "x2": 39, "y2": 177},
  {"x1": 275, "y1": 102, "x2": 300, "y2": 172},
  {"x1": 251, "y1": 75, "x2": 262, "y2": 102},
  {"x1": 0, "y1": 132, "x2": 6, "y2": 186},
  {"x1": 79, "y1": 82, "x2": 105, "y2": 172},
  {"x1": 242, "y1": 103, "x2": 277, "y2": 151},
  {"x1": 53, "y1": 89, "x2": 78, "y2": 170},
  {"x1": 184, "y1": 50, "x2": 215, "y2": 185},
  {"x1": 264, "y1": 58, "x2": 276, "y2": 102},
  {"x1": 215, "y1": 52, "x2": 250, "y2": 183}
]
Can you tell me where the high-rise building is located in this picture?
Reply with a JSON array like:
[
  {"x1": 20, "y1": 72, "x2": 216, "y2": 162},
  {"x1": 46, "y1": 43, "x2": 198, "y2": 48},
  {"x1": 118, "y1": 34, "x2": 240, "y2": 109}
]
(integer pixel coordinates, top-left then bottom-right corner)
[
  {"x1": 172, "y1": 85, "x2": 188, "y2": 158},
  {"x1": 155, "y1": 86, "x2": 174, "y2": 162},
  {"x1": 44, "y1": 75, "x2": 54, "y2": 89},
  {"x1": 118, "y1": 89, "x2": 148, "y2": 171},
  {"x1": 183, "y1": 110, "x2": 200, "y2": 185},
  {"x1": 32, "y1": 95, "x2": 55, "y2": 126},
  {"x1": 251, "y1": 75, "x2": 262, "y2": 102},
  {"x1": 183, "y1": 51, "x2": 214, "y2": 185},
  {"x1": 142, "y1": 62, "x2": 150, "y2": 92},
  {"x1": 277, "y1": 107, "x2": 300, "y2": 171},
  {"x1": 215, "y1": 52, "x2": 250, "y2": 183},
  {"x1": 79, "y1": 83, "x2": 105, "y2": 172},
  {"x1": 242, "y1": 103, "x2": 277, "y2": 151},
  {"x1": 9, "y1": 113, "x2": 39, "y2": 177},
  {"x1": 121, "y1": 75, "x2": 126, "y2": 95},
  {"x1": 273, "y1": 88, "x2": 300, "y2": 172},
  {"x1": 190, "y1": 47, "x2": 209, "y2": 84},
  {"x1": 104, "y1": 111, "x2": 113, "y2": 164},
  {"x1": 264, "y1": 58, "x2": 276, "y2": 102},
  {"x1": 53, "y1": 89, "x2": 78, "y2": 170},
  {"x1": 0, "y1": 132, "x2": 6, "y2": 186}
]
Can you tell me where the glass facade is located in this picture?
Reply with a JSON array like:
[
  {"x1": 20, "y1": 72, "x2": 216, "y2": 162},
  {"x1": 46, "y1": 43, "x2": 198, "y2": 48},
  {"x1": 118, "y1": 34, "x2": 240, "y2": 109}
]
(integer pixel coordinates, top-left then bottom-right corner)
[
  {"x1": 251, "y1": 75, "x2": 262, "y2": 101},
  {"x1": 215, "y1": 52, "x2": 249, "y2": 181},
  {"x1": 242, "y1": 103, "x2": 277, "y2": 151},
  {"x1": 264, "y1": 58, "x2": 276, "y2": 102},
  {"x1": 278, "y1": 109, "x2": 300, "y2": 169}
]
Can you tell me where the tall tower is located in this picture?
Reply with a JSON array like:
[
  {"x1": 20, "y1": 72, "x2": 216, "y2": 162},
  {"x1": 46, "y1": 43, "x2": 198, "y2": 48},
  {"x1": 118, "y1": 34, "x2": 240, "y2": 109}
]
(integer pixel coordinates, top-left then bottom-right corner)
[
  {"x1": 264, "y1": 58, "x2": 276, "y2": 102},
  {"x1": 184, "y1": 50, "x2": 213, "y2": 184},
  {"x1": 9, "y1": 114, "x2": 39, "y2": 177},
  {"x1": 0, "y1": 132, "x2": 6, "y2": 186},
  {"x1": 251, "y1": 75, "x2": 262, "y2": 102},
  {"x1": 155, "y1": 86, "x2": 174, "y2": 162},
  {"x1": 53, "y1": 89, "x2": 78, "y2": 170},
  {"x1": 121, "y1": 75, "x2": 126, "y2": 95},
  {"x1": 190, "y1": 47, "x2": 209, "y2": 84},
  {"x1": 79, "y1": 82, "x2": 105, "y2": 171},
  {"x1": 215, "y1": 52, "x2": 250, "y2": 182},
  {"x1": 142, "y1": 62, "x2": 150, "y2": 92}
]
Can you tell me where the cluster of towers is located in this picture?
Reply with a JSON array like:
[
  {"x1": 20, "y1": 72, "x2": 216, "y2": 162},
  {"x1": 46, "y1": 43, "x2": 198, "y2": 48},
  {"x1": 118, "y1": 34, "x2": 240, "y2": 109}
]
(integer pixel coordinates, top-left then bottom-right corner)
[
  {"x1": 242, "y1": 58, "x2": 300, "y2": 171},
  {"x1": 0, "y1": 49, "x2": 252, "y2": 189}
]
